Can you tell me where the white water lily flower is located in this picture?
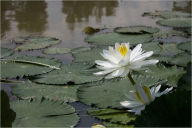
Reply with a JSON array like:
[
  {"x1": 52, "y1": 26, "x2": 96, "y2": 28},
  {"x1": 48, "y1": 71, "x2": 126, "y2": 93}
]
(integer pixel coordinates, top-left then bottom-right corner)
[
  {"x1": 94, "y1": 43, "x2": 159, "y2": 79},
  {"x1": 120, "y1": 85, "x2": 173, "y2": 115}
]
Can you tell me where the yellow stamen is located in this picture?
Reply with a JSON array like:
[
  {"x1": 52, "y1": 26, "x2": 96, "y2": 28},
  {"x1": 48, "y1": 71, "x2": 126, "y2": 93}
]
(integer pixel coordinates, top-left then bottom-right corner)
[
  {"x1": 117, "y1": 44, "x2": 128, "y2": 57},
  {"x1": 142, "y1": 85, "x2": 153, "y2": 102}
]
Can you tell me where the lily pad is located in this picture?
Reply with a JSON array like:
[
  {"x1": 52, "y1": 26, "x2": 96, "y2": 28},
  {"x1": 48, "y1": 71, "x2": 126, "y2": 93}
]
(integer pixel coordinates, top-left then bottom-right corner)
[
  {"x1": 11, "y1": 81, "x2": 80, "y2": 102},
  {"x1": 43, "y1": 47, "x2": 71, "y2": 55},
  {"x1": 0, "y1": 55, "x2": 61, "y2": 79},
  {"x1": 114, "y1": 26, "x2": 159, "y2": 34},
  {"x1": 0, "y1": 48, "x2": 14, "y2": 58},
  {"x1": 32, "y1": 63, "x2": 102, "y2": 85},
  {"x1": 72, "y1": 46, "x2": 105, "y2": 63},
  {"x1": 135, "y1": 90, "x2": 191, "y2": 127},
  {"x1": 142, "y1": 41, "x2": 162, "y2": 54},
  {"x1": 86, "y1": 32, "x2": 152, "y2": 46},
  {"x1": 153, "y1": 29, "x2": 187, "y2": 39},
  {"x1": 143, "y1": 10, "x2": 191, "y2": 19},
  {"x1": 177, "y1": 41, "x2": 191, "y2": 54},
  {"x1": 139, "y1": 64, "x2": 186, "y2": 86},
  {"x1": 156, "y1": 18, "x2": 192, "y2": 28},
  {"x1": 88, "y1": 108, "x2": 136, "y2": 124},
  {"x1": 10, "y1": 98, "x2": 79, "y2": 127},
  {"x1": 78, "y1": 75, "x2": 161, "y2": 108},
  {"x1": 71, "y1": 47, "x2": 91, "y2": 54},
  {"x1": 104, "y1": 122, "x2": 134, "y2": 128},
  {"x1": 14, "y1": 36, "x2": 61, "y2": 51},
  {"x1": 168, "y1": 53, "x2": 191, "y2": 67}
]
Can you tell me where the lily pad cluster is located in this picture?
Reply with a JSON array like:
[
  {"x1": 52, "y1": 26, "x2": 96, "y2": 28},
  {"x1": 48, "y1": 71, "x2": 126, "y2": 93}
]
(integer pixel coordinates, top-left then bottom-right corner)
[{"x1": 1, "y1": 10, "x2": 191, "y2": 127}]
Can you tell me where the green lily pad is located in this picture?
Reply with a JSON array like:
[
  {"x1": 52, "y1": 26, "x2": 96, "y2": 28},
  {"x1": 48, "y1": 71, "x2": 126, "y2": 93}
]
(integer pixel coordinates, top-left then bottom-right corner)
[
  {"x1": 0, "y1": 55, "x2": 61, "y2": 79},
  {"x1": 1, "y1": 90, "x2": 16, "y2": 127},
  {"x1": 14, "y1": 36, "x2": 61, "y2": 51},
  {"x1": 11, "y1": 98, "x2": 79, "y2": 127},
  {"x1": 11, "y1": 81, "x2": 80, "y2": 102},
  {"x1": 88, "y1": 108, "x2": 136, "y2": 124},
  {"x1": 142, "y1": 41, "x2": 162, "y2": 54},
  {"x1": 153, "y1": 29, "x2": 187, "y2": 39},
  {"x1": 32, "y1": 63, "x2": 102, "y2": 85},
  {"x1": 0, "y1": 48, "x2": 14, "y2": 58},
  {"x1": 177, "y1": 41, "x2": 191, "y2": 54},
  {"x1": 143, "y1": 10, "x2": 191, "y2": 19},
  {"x1": 139, "y1": 64, "x2": 186, "y2": 86},
  {"x1": 78, "y1": 75, "x2": 160, "y2": 108},
  {"x1": 178, "y1": 63, "x2": 191, "y2": 91},
  {"x1": 72, "y1": 46, "x2": 105, "y2": 63},
  {"x1": 135, "y1": 90, "x2": 191, "y2": 127},
  {"x1": 86, "y1": 32, "x2": 152, "y2": 46},
  {"x1": 169, "y1": 53, "x2": 191, "y2": 67},
  {"x1": 43, "y1": 47, "x2": 71, "y2": 55},
  {"x1": 114, "y1": 26, "x2": 159, "y2": 34},
  {"x1": 71, "y1": 47, "x2": 91, "y2": 54},
  {"x1": 158, "y1": 43, "x2": 184, "y2": 56},
  {"x1": 156, "y1": 18, "x2": 192, "y2": 28}
]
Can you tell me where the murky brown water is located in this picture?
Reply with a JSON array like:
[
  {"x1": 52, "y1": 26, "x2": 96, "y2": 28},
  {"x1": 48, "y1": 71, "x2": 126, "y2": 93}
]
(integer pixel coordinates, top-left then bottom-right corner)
[{"x1": 1, "y1": 0, "x2": 191, "y2": 48}]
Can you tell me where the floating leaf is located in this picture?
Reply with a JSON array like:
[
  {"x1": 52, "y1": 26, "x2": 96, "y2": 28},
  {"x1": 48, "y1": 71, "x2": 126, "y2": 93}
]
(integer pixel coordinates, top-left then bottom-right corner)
[
  {"x1": 72, "y1": 46, "x2": 105, "y2": 63},
  {"x1": 177, "y1": 41, "x2": 191, "y2": 54},
  {"x1": 114, "y1": 26, "x2": 159, "y2": 34},
  {"x1": 1, "y1": 90, "x2": 16, "y2": 127},
  {"x1": 43, "y1": 47, "x2": 71, "y2": 55},
  {"x1": 135, "y1": 90, "x2": 191, "y2": 127},
  {"x1": 143, "y1": 10, "x2": 191, "y2": 19},
  {"x1": 71, "y1": 46, "x2": 91, "y2": 54},
  {"x1": 0, "y1": 48, "x2": 14, "y2": 58},
  {"x1": 139, "y1": 64, "x2": 186, "y2": 86},
  {"x1": 83, "y1": 26, "x2": 100, "y2": 34},
  {"x1": 156, "y1": 18, "x2": 192, "y2": 28},
  {"x1": 168, "y1": 53, "x2": 191, "y2": 67},
  {"x1": 32, "y1": 63, "x2": 102, "y2": 85},
  {"x1": 12, "y1": 81, "x2": 79, "y2": 102},
  {"x1": 0, "y1": 55, "x2": 61, "y2": 79},
  {"x1": 153, "y1": 29, "x2": 187, "y2": 39},
  {"x1": 178, "y1": 63, "x2": 191, "y2": 91},
  {"x1": 88, "y1": 108, "x2": 136, "y2": 124},
  {"x1": 104, "y1": 122, "x2": 134, "y2": 128},
  {"x1": 11, "y1": 98, "x2": 79, "y2": 127},
  {"x1": 14, "y1": 36, "x2": 61, "y2": 51},
  {"x1": 78, "y1": 75, "x2": 160, "y2": 108},
  {"x1": 86, "y1": 32, "x2": 152, "y2": 46},
  {"x1": 142, "y1": 41, "x2": 162, "y2": 54}
]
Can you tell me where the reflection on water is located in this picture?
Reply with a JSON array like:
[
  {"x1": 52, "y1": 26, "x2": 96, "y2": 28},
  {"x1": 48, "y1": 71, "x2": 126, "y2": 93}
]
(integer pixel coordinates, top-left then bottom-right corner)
[
  {"x1": 62, "y1": 1, "x2": 118, "y2": 30},
  {"x1": 1, "y1": 1, "x2": 191, "y2": 47}
]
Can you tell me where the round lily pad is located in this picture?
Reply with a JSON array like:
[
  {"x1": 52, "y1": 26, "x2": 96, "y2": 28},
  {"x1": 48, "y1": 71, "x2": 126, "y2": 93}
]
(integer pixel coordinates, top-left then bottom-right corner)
[
  {"x1": 85, "y1": 32, "x2": 153, "y2": 46},
  {"x1": 31, "y1": 63, "x2": 102, "y2": 85},
  {"x1": 14, "y1": 36, "x2": 61, "y2": 51},
  {"x1": 143, "y1": 10, "x2": 191, "y2": 19},
  {"x1": 71, "y1": 47, "x2": 91, "y2": 54},
  {"x1": 0, "y1": 48, "x2": 13, "y2": 58},
  {"x1": 43, "y1": 47, "x2": 71, "y2": 55},
  {"x1": 156, "y1": 18, "x2": 192, "y2": 28},
  {"x1": 0, "y1": 55, "x2": 61, "y2": 79},
  {"x1": 11, "y1": 81, "x2": 80, "y2": 102},
  {"x1": 114, "y1": 26, "x2": 159, "y2": 34},
  {"x1": 78, "y1": 75, "x2": 160, "y2": 108},
  {"x1": 177, "y1": 41, "x2": 191, "y2": 54},
  {"x1": 10, "y1": 98, "x2": 79, "y2": 127}
]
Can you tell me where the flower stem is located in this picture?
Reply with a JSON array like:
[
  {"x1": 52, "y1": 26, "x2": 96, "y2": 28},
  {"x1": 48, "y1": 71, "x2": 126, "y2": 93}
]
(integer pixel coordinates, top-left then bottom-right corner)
[{"x1": 128, "y1": 73, "x2": 136, "y2": 85}]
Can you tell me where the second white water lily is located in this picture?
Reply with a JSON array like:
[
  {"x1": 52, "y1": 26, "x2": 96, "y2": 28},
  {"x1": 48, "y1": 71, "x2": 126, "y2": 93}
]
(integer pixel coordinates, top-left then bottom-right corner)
[
  {"x1": 94, "y1": 43, "x2": 158, "y2": 79},
  {"x1": 120, "y1": 84, "x2": 173, "y2": 115}
]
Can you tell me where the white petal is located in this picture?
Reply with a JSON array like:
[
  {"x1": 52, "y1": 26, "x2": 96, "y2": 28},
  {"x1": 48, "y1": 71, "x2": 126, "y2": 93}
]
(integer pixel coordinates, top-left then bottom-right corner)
[
  {"x1": 128, "y1": 105, "x2": 145, "y2": 115},
  {"x1": 133, "y1": 59, "x2": 159, "y2": 67},
  {"x1": 115, "y1": 43, "x2": 120, "y2": 50},
  {"x1": 156, "y1": 87, "x2": 173, "y2": 97},
  {"x1": 119, "y1": 68, "x2": 129, "y2": 77},
  {"x1": 95, "y1": 60, "x2": 119, "y2": 68},
  {"x1": 136, "y1": 85, "x2": 150, "y2": 103},
  {"x1": 130, "y1": 44, "x2": 142, "y2": 61},
  {"x1": 125, "y1": 92, "x2": 138, "y2": 101},
  {"x1": 132, "y1": 51, "x2": 154, "y2": 62},
  {"x1": 101, "y1": 51, "x2": 118, "y2": 64},
  {"x1": 125, "y1": 42, "x2": 130, "y2": 50},
  {"x1": 120, "y1": 101, "x2": 143, "y2": 108},
  {"x1": 93, "y1": 68, "x2": 116, "y2": 75}
]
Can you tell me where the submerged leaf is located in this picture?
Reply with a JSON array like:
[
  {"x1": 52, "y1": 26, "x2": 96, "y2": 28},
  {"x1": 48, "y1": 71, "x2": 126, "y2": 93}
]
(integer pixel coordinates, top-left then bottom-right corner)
[{"x1": 11, "y1": 98, "x2": 79, "y2": 127}]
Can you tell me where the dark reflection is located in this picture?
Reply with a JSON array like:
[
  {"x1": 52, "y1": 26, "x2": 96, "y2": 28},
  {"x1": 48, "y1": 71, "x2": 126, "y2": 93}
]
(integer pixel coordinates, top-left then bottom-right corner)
[
  {"x1": 62, "y1": 1, "x2": 118, "y2": 30},
  {"x1": 1, "y1": 1, "x2": 13, "y2": 38},
  {"x1": 172, "y1": 1, "x2": 192, "y2": 13},
  {"x1": 14, "y1": 1, "x2": 48, "y2": 33}
]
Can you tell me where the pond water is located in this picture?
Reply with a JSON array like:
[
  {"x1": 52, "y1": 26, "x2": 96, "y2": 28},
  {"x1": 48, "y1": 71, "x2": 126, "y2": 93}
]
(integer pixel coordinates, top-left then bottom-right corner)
[{"x1": 1, "y1": 0, "x2": 191, "y2": 127}]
